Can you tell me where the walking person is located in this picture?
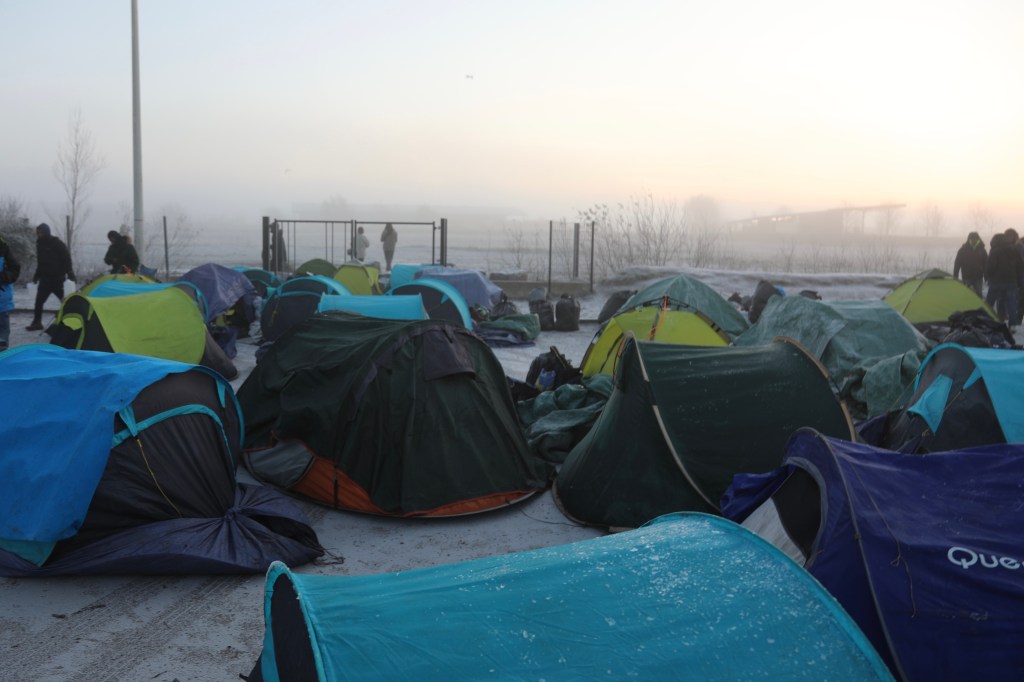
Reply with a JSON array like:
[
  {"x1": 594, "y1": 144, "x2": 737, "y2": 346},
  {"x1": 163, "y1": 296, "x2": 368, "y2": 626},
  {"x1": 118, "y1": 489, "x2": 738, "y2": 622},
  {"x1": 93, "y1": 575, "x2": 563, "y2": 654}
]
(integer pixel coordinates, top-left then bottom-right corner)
[
  {"x1": 104, "y1": 229, "x2": 139, "y2": 274},
  {"x1": 0, "y1": 231, "x2": 21, "y2": 349},
  {"x1": 985, "y1": 232, "x2": 1021, "y2": 331},
  {"x1": 380, "y1": 223, "x2": 398, "y2": 271},
  {"x1": 27, "y1": 223, "x2": 75, "y2": 332},
  {"x1": 952, "y1": 231, "x2": 987, "y2": 297}
]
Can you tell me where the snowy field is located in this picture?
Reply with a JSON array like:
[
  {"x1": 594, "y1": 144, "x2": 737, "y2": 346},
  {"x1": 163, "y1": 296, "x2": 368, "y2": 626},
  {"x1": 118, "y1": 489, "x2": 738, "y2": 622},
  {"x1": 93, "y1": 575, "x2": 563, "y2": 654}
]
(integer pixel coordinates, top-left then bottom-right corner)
[{"x1": 1, "y1": 264, "x2": 933, "y2": 680}]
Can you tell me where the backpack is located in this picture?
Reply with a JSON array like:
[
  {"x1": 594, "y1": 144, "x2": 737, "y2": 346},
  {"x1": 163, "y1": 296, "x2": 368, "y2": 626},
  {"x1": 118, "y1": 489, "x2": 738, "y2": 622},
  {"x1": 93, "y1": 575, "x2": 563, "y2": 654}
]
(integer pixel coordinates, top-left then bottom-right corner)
[
  {"x1": 529, "y1": 298, "x2": 555, "y2": 331},
  {"x1": 525, "y1": 346, "x2": 582, "y2": 391},
  {"x1": 554, "y1": 294, "x2": 580, "y2": 332}
]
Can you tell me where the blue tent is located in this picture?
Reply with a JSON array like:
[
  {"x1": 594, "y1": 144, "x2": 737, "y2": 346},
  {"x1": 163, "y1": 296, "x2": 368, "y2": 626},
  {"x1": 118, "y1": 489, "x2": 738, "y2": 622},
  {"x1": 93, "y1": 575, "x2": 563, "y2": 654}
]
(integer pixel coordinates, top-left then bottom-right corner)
[
  {"x1": 317, "y1": 294, "x2": 426, "y2": 320},
  {"x1": 234, "y1": 267, "x2": 282, "y2": 298},
  {"x1": 249, "y1": 513, "x2": 891, "y2": 682},
  {"x1": 179, "y1": 262, "x2": 258, "y2": 322},
  {"x1": 0, "y1": 345, "x2": 322, "y2": 575},
  {"x1": 722, "y1": 429, "x2": 1024, "y2": 681},
  {"x1": 87, "y1": 279, "x2": 210, "y2": 319},
  {"x1": 389, "y1": 278, "x2": 472, "y2": 328},
  {"x1": 260, "y1": 276, "x2": 350, "y2": 343},
  {"x1": 414, "y1": 266, "x2": 504, "y2": 309}
]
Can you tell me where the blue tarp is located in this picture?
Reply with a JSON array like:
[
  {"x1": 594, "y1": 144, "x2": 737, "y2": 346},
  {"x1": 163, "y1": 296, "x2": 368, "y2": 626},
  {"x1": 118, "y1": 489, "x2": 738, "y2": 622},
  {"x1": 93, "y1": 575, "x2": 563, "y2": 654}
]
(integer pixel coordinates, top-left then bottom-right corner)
[
  {"x1": 723, "y1": 429, "x2": 1024, "y2": 681},
  {"x1": 253, "y1": 514, "x2": 892, "y2": 682},
  {"x1": 179, "y1": 262, "x2": 258, "y2": 322},
  {"x1": 317, "y1": 294, "x2": 426, "y2": 320},
  {"x1": 413, "y1": 266, "x2": 504, "y2": 309},
  {"x1": 0, "y1": 346, "x2": 204, "y2": 544}
]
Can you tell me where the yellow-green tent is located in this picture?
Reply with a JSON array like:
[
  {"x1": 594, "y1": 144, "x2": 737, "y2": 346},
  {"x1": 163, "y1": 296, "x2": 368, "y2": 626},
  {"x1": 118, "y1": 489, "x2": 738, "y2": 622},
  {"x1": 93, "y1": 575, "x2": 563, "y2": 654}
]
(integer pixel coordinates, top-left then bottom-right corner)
[
  {"x1": 333, "y1": 262, "x2": 382, "y2": 295},
  {"x1": 884, "y1": 269, "x2": 996, "y2": 325}
]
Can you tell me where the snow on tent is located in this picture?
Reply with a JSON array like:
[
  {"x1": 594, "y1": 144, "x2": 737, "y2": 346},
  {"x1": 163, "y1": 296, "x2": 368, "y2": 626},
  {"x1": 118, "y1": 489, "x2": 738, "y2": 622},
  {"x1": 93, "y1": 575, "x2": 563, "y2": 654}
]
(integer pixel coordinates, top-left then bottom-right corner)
[
  {"x1": 238, "y1": 312, "x2": 550, "y2": 517},
  {"x1": 235, "y1": 267, "x2": 282, "y2": 298},
  {"x1": 332, "y1": 262, "x2": 383, "y2": 295},
  {"x1": 388, "y1": 278, "x2": 472, "y2": 328},
  {"x1": 259, "y1": 275, "x2": 350, "y2": 343},
  {"x1": 317, "y1": 293, "x2": 426, "y2": 320},
  {"x1": 48, "y1": 286, "x2": 238, "y2": 379},
  {"x1": 293, "y1": 258, "x2": 336, "y2": 278},
  {"x1": 721, "y1": 429, "x2": 1024, "y2": 681},
  {"x1": 858, "y1": 343, "x2": 1024, "y2": 454},
  {"x1": 0, "y1": 345, "x2": 323, "y2": 576},
  {"x1": 579, "y1": 273, "x2": 749, "y2": 377},
  {"x1": 247, "y1": 514, "x2": 892, "y2": 682},
  {"x1": 883, "y1": 268, "x2": 996, "y2": 326},
  {"x1": 78, "y1": 272, "x2": 157, "y2": 295},
  {"x1": 554, "y1": 336, "x2": 854, "y2": 530},
  {"x1": 413, "y1": 265, "x2": 504, "y2": 310},
  {"x1": 734, "y1": 296, "x2": 932, "y2": 420}
]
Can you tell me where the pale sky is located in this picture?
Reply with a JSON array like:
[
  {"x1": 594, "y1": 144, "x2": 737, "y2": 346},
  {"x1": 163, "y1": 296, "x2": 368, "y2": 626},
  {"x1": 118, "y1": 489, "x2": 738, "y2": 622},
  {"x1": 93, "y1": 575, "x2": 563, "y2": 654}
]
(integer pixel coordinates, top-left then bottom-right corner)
[{"x1": 2, "y1": 0, "x2": 1022, "y2": 227}]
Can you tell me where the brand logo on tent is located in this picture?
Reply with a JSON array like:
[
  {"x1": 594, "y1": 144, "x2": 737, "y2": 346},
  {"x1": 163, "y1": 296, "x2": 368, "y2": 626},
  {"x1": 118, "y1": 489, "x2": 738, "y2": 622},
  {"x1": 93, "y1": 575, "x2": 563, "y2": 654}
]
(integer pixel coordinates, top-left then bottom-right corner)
[{"x1": 948, "y1": 546, "x2": 1021, "y2": 570}]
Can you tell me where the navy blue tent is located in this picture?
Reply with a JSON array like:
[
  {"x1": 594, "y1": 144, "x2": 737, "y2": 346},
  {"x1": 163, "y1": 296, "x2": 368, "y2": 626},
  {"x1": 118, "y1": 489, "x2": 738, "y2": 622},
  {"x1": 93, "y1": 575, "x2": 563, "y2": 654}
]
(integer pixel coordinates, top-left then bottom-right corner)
[
  {"x1": 249, "y1": 514, "x2": 891, "y2": 682},
  {"x1": 235, "y1": 267, "x2": 283, "y2": 298},
  {"x1": 389, "y1": 278, "x2": 472, "y2": 328},
  {"x1": 259, "y1": 275, "x2": 350, "y2": 343},
  {"x1": 722, "y1": 429, "x2": 1024, "y2": 681},
  {"x1": 0, "y1": 345, "x2": 322, "y2": 575},
  {"x1": 179, "y1": 262, "x2": 258, "y2": 323}
]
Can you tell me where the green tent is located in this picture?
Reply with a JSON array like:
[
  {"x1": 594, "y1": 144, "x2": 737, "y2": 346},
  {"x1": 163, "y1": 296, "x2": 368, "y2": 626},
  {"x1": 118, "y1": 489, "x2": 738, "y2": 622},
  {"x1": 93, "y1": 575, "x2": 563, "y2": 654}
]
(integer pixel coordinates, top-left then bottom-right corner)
[
  {"x1": 884, "y1": 268, "x2": 997, "y2": 324},
  {"x1": 238, "y1": 312, "x2": 551, "y2": 517},
  {"x1": 555, "y1": 336, "x2": 853, "y2": 530},
  {"x1": 333, "y1": 262, "x2": 383, "y2": 295},
  {"x1": 293, "y1": 258, "x2": 336, "y2": 278},
  {"x1": 735, "y1": 297, "x2": 932, "y2": 419},
  {"x1": 580, "y1": 273, "x2": 748, "y2": 377},
  {"x1": 50, "y1": 288, "x2": 237, "y2": 379}
]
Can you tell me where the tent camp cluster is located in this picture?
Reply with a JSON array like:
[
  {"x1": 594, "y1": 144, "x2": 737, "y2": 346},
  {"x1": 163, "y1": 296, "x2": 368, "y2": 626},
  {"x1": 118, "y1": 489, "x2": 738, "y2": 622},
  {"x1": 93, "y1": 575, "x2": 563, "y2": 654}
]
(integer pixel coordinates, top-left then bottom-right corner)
[{"x1": 2, "y1": 260, "x2": 1021, "y2": 680}]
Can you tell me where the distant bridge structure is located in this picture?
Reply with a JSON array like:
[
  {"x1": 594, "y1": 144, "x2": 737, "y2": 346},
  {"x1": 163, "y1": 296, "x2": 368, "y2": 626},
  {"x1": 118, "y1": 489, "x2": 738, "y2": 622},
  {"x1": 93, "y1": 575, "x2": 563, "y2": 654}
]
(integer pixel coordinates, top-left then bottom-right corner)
[{"x1": 725, "y1": 204, "x2": 907, "y2": 236}]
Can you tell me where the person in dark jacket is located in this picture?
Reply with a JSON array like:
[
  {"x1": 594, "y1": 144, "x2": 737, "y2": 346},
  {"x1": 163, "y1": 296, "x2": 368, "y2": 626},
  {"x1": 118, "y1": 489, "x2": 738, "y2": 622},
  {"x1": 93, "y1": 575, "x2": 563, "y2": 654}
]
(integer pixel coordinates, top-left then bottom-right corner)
[
  {"x1": 0, "y1": 232, "x2": 22, "y2": 349},
  {"x1": 26, "y1": 223, "x2": 75, "y2": 332},
  {"x1": 952, "y1": 231, "x2": 987, "y2": 297},
  {"x1": 104, "y1": 229, "x2": 140, "y2": 274},
  {"x1": 1004, "y1": 228, "x2": 1024, "y2": 325},
  {"x1": 984, "y1": 232, "x2": 1020, "y2": 330}
]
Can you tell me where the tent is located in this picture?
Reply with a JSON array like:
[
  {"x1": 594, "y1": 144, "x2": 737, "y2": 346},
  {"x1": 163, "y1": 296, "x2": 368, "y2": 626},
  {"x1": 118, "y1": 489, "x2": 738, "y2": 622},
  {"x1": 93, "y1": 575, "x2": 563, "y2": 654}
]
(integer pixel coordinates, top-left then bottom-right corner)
[
  {"x1": 859, "y1": 343, "x2": 1024, "y2": 453},
  {"x1": 734, "y1": 297, "x2": 932, "y2": 419},
  {"x1": 259, "y1": 275, "x2": 350, "y2": 343},
  {"x1": 332, "y1": 262, "x2": 383, "y2": 295},
  {"x1": 580, "y1": 273, "x2": 749, "y2": 377},
  {"x1": 884, "y1": 268, "x2": 997, "y2": 325},
  {"x1": 179, "y1": 262, "x2": 258, "y2": 323},
  {"x1": 49, "y1": 287, "x2": 238, "y2": 379},
  {"x1": 413, "y1": 266, "x2": 504, "y2": 309},
  {"x1": 78, "y1": 272, "x2": 157, "y2": 295},
  {"x1": 0, "y1": 345, "x2": 322, "y2": 575},
  {"x1": 86, "y1": 279, "x2": 210, "y2": 320},
  {"x1": 388, "y1": 278, "x2": 472, "y2": 328},
  {"x1": 235, "y1": 267, "x2": 282, "y2": 298},
  {"x1": 238, "y1": 312, "x2": 550, "y2": 517},
  {"x1": 317, "y1": 294, "x2": 426, "y2": 320},
  {"x1": 247, "y1": 513, "x2": 892, "y2": 682},
  {"x1": 722, "y1": 429, "x2": 1024, "y2": 681},
  {"x1": 293, "y1": 258, "x2": 336, "y2": 278},
  {"x1": 555, "y1": 336, "x2": 854, "y2": 529}
]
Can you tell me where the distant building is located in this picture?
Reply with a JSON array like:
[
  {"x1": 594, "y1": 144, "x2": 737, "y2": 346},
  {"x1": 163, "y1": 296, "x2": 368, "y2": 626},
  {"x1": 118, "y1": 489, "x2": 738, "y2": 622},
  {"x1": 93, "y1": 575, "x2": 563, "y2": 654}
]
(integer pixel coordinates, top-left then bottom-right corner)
[{"x1": 726, "y1": 204, "x2": 906, "y2": 236}]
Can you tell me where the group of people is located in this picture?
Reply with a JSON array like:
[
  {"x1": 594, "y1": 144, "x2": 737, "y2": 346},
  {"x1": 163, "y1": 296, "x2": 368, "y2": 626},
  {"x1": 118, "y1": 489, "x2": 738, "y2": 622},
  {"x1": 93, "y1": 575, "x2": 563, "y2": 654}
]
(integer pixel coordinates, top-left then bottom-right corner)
[
  {"x1": 349, "y1": 223, "x2": 399, "y2": 271},
  {"x1": 954, "y1": 228, "x2": 1024, "y2": 329},
  {"x1": 0, "y1": 224, "x2": 140, "y2": 347}
]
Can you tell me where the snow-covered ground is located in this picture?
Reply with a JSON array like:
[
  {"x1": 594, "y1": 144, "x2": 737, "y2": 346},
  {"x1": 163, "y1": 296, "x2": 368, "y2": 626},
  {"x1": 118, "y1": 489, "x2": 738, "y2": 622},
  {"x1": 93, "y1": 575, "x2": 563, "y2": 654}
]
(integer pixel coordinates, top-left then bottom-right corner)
[{"x1": 0, "y1": 265, "x2": 923, "y2": 680}]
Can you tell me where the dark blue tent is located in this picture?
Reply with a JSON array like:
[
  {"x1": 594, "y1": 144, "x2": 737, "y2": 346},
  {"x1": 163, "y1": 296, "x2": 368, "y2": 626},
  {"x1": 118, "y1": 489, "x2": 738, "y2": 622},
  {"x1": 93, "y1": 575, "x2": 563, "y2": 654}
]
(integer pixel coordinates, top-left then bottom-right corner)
[
  {"x1": 179, "y1": 262, "x2": 258, "y2": 323},
  {"x1": 235, "y1": 267, "x2": 283, "y2": 298},
  {"x1": 389, "y1": 278, "x2": 472, "y2": 328},
  {"x1": 722, "y1": 429, "x2": 1024, "y2": 681},
  {"x1": 0, "y1": 345, "x2": 322, "y2": 575},
  {"x1": 248, "y1": 514, "x2": 891, "y2": 681},
  {"x1": 259, "y1": 275, "x2": 350, "y2": 343}
]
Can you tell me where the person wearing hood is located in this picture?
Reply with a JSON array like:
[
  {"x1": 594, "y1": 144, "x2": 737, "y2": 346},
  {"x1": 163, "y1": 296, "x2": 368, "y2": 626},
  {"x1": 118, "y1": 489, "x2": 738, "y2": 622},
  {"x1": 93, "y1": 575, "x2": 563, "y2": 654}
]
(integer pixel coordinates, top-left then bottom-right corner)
[
  {"x1": 985, "y1": 232, "x2": 1020, "y2": 330},
  {"x1": 26, "y1": 223, "x2": 75, "y2": 332},
  {"x1": 953, "y1": 231, "x2": 987, "y2": 297},
  {"x1": 104, "y1": 229, "x2": 139, "y2": 274},
  {"x1": 0, "y1": 232, "x2": 21, "y2": 349}
]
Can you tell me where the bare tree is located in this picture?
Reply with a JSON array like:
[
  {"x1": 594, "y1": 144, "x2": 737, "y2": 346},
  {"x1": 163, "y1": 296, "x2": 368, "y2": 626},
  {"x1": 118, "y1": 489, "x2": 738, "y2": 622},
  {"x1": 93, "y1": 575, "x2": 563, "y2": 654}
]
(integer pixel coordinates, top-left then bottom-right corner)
[
  {"x1": 874, "y1": 204, "x2": 903, "y2": 236},
  {"x1": 921, "y1": 202, "x2": 944, "y2": 238},
  {"x1": 52, "y1": 109, "x2": 105, "y2": 253},
  {"x1": 965, "y1": 201, "x2": 998, "y2": 237}
]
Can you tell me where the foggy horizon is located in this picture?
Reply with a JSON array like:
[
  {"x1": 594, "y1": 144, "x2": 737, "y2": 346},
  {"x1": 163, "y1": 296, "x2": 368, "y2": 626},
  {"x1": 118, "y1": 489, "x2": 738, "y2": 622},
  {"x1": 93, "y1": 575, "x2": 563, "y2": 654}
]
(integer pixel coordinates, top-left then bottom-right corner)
[{"x1": 3, "y1": 1, "x2": 1022, "y2": 239}]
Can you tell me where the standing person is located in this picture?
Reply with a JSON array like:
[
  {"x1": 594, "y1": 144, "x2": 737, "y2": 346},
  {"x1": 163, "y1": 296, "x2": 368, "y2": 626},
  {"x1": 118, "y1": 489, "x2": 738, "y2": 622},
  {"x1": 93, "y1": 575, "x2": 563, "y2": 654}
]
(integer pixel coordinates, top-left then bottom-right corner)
[
  {"x1": 0, "y1": 232, "x2": 21, "y2": 350},
  {"x1": 104, "y1": 229, "x2": 139, "y2": 274},
  {"x1": 380, "y1": 223, "x2": 398, "y2": 271},
  {"x1": 354, "y1": 226, "x2": 370, "y2": 262},
  {"x1": 985, "y1": 232, "x2": 1020, "y2": 330},
  {"x1": 27, "y1": 223, "x2": 75, "y2": 332},
  {"x1": 1004, "y1": 228, "x2": 1024, "y2": 325},
  {"x1": 952, "y1": 231, "x2": 987, "y2": 297}
]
